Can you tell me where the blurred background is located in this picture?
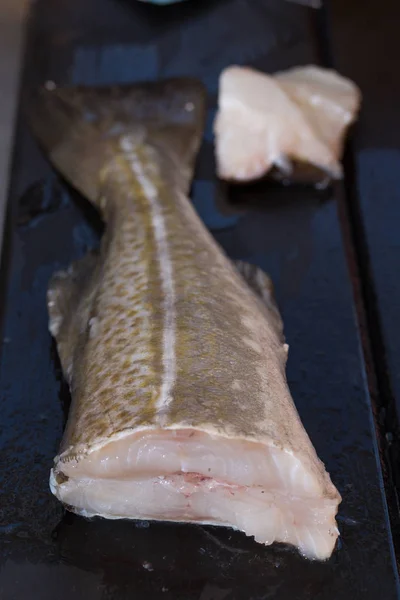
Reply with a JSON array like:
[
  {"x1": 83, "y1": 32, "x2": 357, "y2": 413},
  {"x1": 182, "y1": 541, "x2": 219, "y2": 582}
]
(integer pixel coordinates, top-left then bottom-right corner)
[{"x1": 0, "y1": 0, "x2": 26, "y2": 251}]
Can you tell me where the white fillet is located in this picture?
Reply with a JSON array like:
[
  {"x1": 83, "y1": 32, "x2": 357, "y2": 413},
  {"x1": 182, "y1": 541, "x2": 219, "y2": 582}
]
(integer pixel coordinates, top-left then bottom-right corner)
[{"x1": 214, "y1": 65, "x2": 361, "y2": 182}]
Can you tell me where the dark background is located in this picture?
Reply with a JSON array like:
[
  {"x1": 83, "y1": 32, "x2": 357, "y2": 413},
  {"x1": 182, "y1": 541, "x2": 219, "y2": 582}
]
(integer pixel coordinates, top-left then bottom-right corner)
[{"x1": 0, "y1": 0, "x2": 399, "y2": 598}]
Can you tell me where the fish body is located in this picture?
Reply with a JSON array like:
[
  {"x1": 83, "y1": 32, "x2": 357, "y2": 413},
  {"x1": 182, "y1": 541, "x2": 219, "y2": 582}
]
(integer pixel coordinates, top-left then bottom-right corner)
[
  {"x1": 214, "y1": 65, "x2": 361, "y2": 184},
  {"x1": 29, "y1": 77, "x2": 341, "y2": 560}
]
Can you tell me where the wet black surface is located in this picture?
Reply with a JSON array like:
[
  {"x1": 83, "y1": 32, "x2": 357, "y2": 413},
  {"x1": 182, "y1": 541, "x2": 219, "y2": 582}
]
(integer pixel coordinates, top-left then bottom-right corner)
[
  {"x1": 326, "y1": 0, "x2": 400, "y2": 546},
  {"x1": 0, "y1": 0, "x2": 399, "y2": 598}
]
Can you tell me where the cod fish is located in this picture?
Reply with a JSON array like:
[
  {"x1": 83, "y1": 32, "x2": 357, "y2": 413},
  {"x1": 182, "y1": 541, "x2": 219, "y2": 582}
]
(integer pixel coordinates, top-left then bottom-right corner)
[
  {"x1": 29, "y1": 77, "x2": 341, "y2": 560},
  {"x1": 214, "y1": 65, "x2": 361, "y2": 185}
]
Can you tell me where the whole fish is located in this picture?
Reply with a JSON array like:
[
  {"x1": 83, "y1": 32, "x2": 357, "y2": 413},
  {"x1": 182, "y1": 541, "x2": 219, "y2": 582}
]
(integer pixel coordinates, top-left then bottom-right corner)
[{"x1": 29, "y1": 77, "x2": 341, "y2": 560}]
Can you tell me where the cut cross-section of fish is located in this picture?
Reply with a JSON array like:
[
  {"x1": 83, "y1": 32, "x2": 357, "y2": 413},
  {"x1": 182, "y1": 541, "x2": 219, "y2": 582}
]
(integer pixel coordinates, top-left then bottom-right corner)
[
  {"x1": 28, "y1": 77, "x2": 341, "y2": 560},
  {"x1": 53, "y1": 428, "x2": 339, "y2": 560}
]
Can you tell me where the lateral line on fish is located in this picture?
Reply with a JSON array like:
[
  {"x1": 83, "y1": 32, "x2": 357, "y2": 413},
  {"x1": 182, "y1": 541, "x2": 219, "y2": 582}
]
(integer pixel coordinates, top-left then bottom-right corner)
[{"x1": 120, "y1": 136, "x2": 176, "y2": 417}]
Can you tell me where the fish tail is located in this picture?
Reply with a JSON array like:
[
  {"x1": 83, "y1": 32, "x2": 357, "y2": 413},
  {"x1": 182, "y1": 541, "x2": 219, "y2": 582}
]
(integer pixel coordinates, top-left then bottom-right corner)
[{"x1": 27, "y1": 78, "x2": 206, "y2": 207}]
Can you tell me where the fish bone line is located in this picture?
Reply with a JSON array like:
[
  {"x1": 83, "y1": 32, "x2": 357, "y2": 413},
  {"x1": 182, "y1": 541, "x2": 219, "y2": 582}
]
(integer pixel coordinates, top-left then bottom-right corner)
[{"x1": 120, "y1": 137, "x2": 177, "y2": 415}]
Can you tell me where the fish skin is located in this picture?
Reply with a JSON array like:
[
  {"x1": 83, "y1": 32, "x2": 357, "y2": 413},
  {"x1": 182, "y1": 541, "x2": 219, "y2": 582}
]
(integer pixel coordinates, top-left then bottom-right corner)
[{"x1": 28, "y1": 78, "x2": 340, "y2": 516}]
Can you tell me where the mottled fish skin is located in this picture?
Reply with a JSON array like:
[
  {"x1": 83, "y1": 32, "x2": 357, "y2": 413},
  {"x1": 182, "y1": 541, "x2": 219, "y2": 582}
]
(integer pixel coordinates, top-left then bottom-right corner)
[{"x1": 28, "y1": 78, "x2": 339, "y2": 506}]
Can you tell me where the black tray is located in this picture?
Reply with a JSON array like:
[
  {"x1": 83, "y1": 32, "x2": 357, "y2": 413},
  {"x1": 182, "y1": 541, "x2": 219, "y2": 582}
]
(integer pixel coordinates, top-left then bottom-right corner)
[
  {"x1": 326, "y1": 0, "x2": 400, "y2": 513},
  {"x1": 0, "y1": 0, "x2": 399, "y2": 598}
]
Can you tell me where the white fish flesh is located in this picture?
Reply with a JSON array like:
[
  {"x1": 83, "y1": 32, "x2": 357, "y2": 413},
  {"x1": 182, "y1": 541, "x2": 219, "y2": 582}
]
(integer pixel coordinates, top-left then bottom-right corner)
[{"x1": 214, "y1": 65, "x2": 361, "y2": 184}]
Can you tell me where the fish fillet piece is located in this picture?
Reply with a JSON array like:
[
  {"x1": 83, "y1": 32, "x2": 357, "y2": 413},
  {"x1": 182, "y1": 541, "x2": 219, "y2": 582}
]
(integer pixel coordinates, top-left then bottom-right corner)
[
  {"x1": 28, "y1": 78, "x2": 341, "y2": 560},
  {"x1": 214, "y1": 65, "x2": 361, "y2": 184}
]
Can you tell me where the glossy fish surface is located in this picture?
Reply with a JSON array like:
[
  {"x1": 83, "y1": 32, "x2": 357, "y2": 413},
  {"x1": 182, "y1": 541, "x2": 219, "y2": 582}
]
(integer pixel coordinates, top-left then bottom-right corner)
[{"x1": 29, "y1": 77, "x2": 341, "y2": 560}]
